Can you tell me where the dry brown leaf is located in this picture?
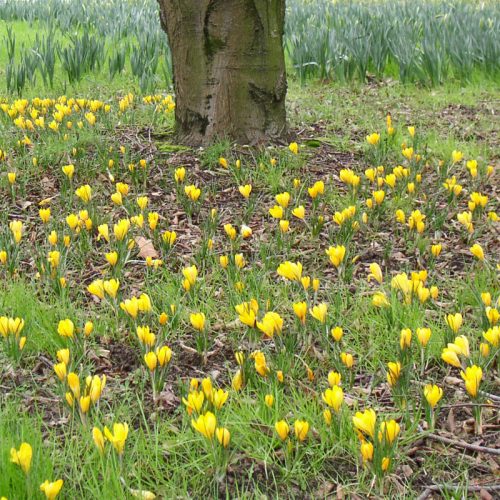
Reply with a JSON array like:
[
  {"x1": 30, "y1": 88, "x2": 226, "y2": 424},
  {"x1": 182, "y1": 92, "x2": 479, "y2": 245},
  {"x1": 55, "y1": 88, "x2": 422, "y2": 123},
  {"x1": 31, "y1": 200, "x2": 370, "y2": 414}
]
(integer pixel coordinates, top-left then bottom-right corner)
[
  {"x1": 479, "y1": 489, "x2": 493, "y2": 500},
  {"x1": 446, "y1": 408, "x2": 456, "y2": 433},
  {"x1": 20, "y1": 200, "x2": 33, "y2": 210},
  {"x1": 135, "y1": 236, "x2": 158, "y2": 259}
]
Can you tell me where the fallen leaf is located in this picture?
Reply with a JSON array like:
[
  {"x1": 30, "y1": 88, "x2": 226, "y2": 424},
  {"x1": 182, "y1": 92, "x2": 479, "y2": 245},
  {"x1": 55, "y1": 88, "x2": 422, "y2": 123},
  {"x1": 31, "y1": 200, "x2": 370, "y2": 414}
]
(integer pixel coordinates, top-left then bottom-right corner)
[
  {"x1": 336, "y1": 484, "x2": 345, "y2": 499},
  {"x1": 157, "y1": 385, "x2": 179, "y2": 410},
  {"x1": 402, "y1": 465, "x2": 413, "y2": 477},
  {"x1": 315, "y1": 481, "x2": 335, "y2": 497},
  {"x1": 19, "y1": 200, "x2": 33, "y2": 209},
  {"x1": 446, "y1": 408, "x2": 456, "y2": 433},
  {"x1": 135, "y1": 236, "x2": 158, "y2": 259},
  {"x1": 479, "y1": 489, "x2": 493, "y2": 500},
  {"x1": 445, "y1": 376, "x2": 462, "y2": 386}
]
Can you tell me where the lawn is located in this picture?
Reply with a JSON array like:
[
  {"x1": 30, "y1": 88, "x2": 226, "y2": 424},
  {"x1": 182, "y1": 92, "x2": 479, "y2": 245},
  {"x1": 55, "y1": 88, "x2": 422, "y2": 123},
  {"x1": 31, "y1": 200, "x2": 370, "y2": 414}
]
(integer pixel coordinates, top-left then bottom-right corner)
[{"x1": 0, "y1": 1, "x2": 499, "y2": 499}]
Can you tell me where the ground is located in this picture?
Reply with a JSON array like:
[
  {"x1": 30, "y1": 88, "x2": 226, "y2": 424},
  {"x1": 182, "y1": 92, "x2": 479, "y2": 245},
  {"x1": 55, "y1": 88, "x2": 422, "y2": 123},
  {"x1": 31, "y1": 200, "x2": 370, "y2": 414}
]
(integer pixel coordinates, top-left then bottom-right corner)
[{"x1": 0, "y1": 54, "x2": 499, "y2": 500}]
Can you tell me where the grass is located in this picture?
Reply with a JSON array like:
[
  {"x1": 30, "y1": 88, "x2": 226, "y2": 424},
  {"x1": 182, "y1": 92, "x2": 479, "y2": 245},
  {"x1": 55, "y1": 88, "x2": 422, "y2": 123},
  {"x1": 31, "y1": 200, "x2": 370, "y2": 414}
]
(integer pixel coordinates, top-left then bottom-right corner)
[{"x1": 0, "y1": 8, "x2": 499, "y2": 500}]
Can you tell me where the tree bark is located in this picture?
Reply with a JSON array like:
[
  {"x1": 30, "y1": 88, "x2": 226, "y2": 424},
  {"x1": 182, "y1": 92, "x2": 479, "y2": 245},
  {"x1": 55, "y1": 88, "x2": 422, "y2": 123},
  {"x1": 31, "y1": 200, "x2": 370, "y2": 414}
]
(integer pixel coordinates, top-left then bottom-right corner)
[{"x1": 157, "y1": 0, "x2": 287, "y2": 146}]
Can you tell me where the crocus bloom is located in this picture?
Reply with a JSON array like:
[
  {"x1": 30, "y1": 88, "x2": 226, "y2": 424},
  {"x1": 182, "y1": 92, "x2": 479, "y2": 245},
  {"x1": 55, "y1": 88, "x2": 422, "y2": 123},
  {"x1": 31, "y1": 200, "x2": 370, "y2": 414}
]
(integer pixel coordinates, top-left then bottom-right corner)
[
  {"x1": 367, "y1": 263, "x2": 383, "y2": 284},
  {"x1": 157, "y1": 346, "x2": 172, "y2": 366},
  {"x1": 293, "y1": 302, "x2": 307, "y2": 324},
  {"x1": 277, "y1": 261, "x2": 303, "y2": 281},
  {"x1": 275, "y1": 192, "x2": 290, "y2": 208},
  {"x1": 360, "y1": 441, "x2": 374, "y2": 462},
  {"x1": 326, "y1": 245, "x2": 346, "y2": 268},
  {"x1": 399, "y1": 328, "x2": 412, "y2": 349},
  {"x1": 190, "y1": 312, "x2": 206, "y2": 332},
  {"x1": 310, "y1": 303, "x2": 328, "y2": 323},
  {"x1": 10, "y1": 442, "x2": 32, "y2": 474},
  {"x1": 216, "y1": 427, "x2": 230, "y2": 447},
  {"x1": 294, "y1": 420, "x2": 309, "y2": 441},
  {"x1": 322, "y1": 386, "x2": 344, "y2": 413},
  {"x1": 470, "y1": 243, "x2": 485, "y2": 261},
  {"x1": 441, "y1": 348, "x2": 461, "y2": 368},
  {"x1": 92, "y1": 427, "x2": 105, "y2": 453},
  {"x1": 340, "y1": 352, "x2": 354, "y2": 368},
  {"x1": 275, "y1": 420, "x2": 289, "y2": 440},
  {"x1": 75, "y1": 184, "x2": 92, "y2": 203},
  {"x1": 431, "y1": 244, "x2": 442, "y2": 257},
  {"x1": 446, "y1": 313, "x2": 463, "y2": 333},
  {"x1": 366, "y1": 133, "x2": 380, "y2": 145},
  {"x1": 57, "y1": 319, "x2": 74, "y2": 338},
  {"x1": 238, "y1": 184, "x2": 252, "y2": 198},
  {"x1": 254, "y1": 351, "x2": 269, "y2": 377},
  {"x1": 192, "y1": 411, "x2": 216, "y2": 440},
  {"x1": 182, "y1": 391, "x2": 204, "y2": 415},
  {"x1": 386, "y1": 361, "x2": 401, "y2": 387},
  {"x1": 40, "y1": 479, "x2": 64, "y2": 500},
  {"x1": 424, "y1": 384, "x2": 443, "y2": 408},
  {"x1": 328, "y1": 371, "x2": 341, "y2": 387},
  {"x1": 352, "y1": 409, "x2": 376, "y2": 438},
  {"x1": 372, "y1": 292, "x2": 390, "y2": 308},
  {"x1": 104, "y1": 423, "x2": 129, "y2": 455},
  {"x1": 331, "y1": 326, "x2": 343, "y2": 342},
  {"x1": 461, "y1": 365, "x2": 482, "y2": 398},
  {"x1": 144, "y1": 352, "x2": 157, "y2": 371},
  {"x1": 416, "y1": 328, "x2": 431, "y2": 347},
  {"x1": 292, "y1": 205, "x2": 305, "y2": 220},
  {"x1": 379, "y1": 420, "x2": 400, "y2": 444}
]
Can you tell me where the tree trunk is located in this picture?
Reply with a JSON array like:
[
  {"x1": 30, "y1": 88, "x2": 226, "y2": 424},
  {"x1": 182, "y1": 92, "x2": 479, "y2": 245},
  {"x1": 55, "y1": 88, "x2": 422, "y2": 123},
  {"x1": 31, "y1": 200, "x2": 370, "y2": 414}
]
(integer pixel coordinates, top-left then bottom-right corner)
[{"x1": 157, "y1": 0, "x2": 287, "y2": 146}]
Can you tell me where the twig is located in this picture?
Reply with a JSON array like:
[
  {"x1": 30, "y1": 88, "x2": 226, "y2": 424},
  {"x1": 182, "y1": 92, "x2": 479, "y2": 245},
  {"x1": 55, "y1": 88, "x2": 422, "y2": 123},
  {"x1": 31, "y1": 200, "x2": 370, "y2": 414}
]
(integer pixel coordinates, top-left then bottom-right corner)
[
  {"x1": 178, "y1": 342, "x2": 198, "y2": 355},
  {"x1": 480, "y1": 390, "x2": 500, "y2": 402},
  {"x1": 417, "y1": 483, "x2": 500, "y2": 500},
  {"x1": 441, "y1": 402, "x2": 498, "y2": 409},
  {"x1": 426, "y1": 432, "x2": 500, "y2": 456}
]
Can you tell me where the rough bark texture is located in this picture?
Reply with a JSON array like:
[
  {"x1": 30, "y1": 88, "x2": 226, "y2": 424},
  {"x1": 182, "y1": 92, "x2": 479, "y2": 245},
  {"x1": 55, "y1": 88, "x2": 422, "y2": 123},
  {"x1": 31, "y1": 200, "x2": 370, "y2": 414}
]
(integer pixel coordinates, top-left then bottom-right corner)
[{"x1": 157, "y1": 0, "x2": 287, "y2": 145}]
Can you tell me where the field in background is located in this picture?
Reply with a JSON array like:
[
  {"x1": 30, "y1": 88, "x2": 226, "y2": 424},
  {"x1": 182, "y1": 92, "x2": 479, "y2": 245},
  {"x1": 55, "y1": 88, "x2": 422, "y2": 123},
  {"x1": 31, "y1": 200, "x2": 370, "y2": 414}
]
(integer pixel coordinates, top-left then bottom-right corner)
[{"x1": 0, "y1": 0, "x2": 499, "y2": 96}]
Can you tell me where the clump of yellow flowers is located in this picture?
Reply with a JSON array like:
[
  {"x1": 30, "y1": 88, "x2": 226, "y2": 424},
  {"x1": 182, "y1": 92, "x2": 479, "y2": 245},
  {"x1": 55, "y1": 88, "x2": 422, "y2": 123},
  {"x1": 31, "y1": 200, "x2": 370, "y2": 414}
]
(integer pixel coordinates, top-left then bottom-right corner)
[{"x1": 0, "y1": 100, "x2": 497, "y2": 499}]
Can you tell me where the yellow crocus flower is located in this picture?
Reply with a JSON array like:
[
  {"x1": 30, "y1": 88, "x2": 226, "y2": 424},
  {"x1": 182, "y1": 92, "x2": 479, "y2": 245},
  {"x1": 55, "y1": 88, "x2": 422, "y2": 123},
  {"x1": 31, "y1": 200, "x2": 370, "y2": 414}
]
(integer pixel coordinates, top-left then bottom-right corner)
[
  {"x1": 446, "y1": 313, "x2": 463, "y2": 333},
  {"x1": 293, "y1": 302, "x2": 307, "y2": 325},
  {"x1": 294, "y1": 420, "x2": 309, "y2": 441},
  {"x1": 190, "y1": 312, "x2": 206, "y2": 332},
  {"x1": 326, "y1": 245, "x2": 346, "y2": 268},
  {"x1": 40, "y1": 479, "x2": 64, "y2": 500},
  {"x1": 277, "y1": 261, "x2": 302, "y2": 281},
  {"x1": 352, "y1": 408, "x2": 376, "y2": 438},
  {"x1": 470, "y1": 243, "x2": 485, "y2": 261},
  {"x1": 57, "y1": 319, "x2": 74, "y2": 338},
  {"x1": 322, "y1": 386, "x2": 344, "y2": 413},
  {"x1": 275, "y1": 420, "x2": 289, "y2": 440},
  {"x1": 216, "y1": 427, "x2": 231, "y2": 447},
  {"x1": 191, "y1": 411, "x2": 217, "y2": 440},
  {"x1": 461, "y1": 365, "x2": 482, "y2": 398},
  {"x1": 104, "y1": 423, "x2": 129, "y2": 455},
  {"x1": 367, "y1": 263, "x2": 383, "y2": 284},
  {"x1": 238, "y1": 184, "x2": 252, "y2": 198},
  {"x1": 92, "y1": 427, "x2": 105, "y2": 453},
  {"x1": 10, "y1": 442, "x2": 32, "y2": 474},
  {"x1": 378, "y1": 420, "x2": 400, "y2": 444},
  {"x1": 424, "y1": 384, "x2": 443, "y2": 408},
  {"x1": 310, "y1": 303, "x2": 328, "y2": 323}
]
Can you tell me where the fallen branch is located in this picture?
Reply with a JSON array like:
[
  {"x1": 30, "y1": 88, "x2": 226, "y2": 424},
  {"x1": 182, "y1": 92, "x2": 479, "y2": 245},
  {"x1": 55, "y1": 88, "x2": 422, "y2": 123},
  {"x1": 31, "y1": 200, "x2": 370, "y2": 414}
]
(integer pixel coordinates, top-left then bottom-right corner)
[
  {"x1": 480, "y1": 390, "x2": 500, "y2": 402},
  {"x1": 417, "y1": 483, "x2": 500, "y2": 500},
  {"x1": 426, "y1": 432, "x2": 500, "y2": 456}
]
